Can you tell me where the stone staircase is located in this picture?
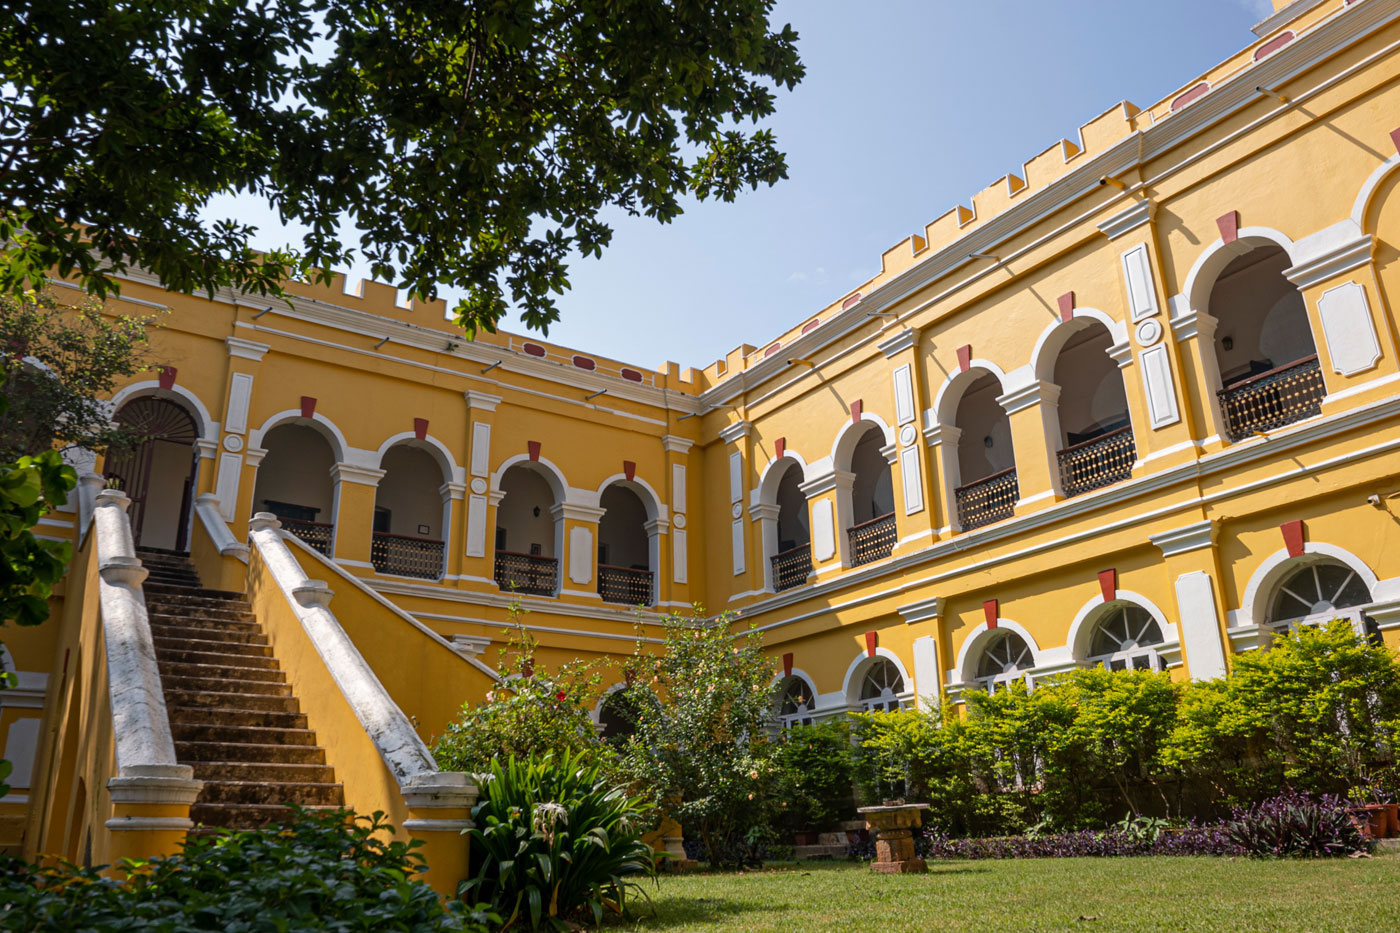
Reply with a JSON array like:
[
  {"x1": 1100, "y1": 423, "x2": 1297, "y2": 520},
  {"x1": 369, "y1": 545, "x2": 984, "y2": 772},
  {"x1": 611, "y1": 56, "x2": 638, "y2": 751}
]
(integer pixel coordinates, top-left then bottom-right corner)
[{"x1": 138, "y1": 547, "x2": 344, "y2": 830}]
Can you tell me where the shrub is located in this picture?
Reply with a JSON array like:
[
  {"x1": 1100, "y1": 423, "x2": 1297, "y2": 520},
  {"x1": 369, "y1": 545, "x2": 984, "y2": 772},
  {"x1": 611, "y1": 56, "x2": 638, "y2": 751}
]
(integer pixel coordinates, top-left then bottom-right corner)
[
  {"x1": 464, "y1": 751, "x2": 657, "y2": 930},
  {"x1": 1221, "y1": 791, "x2": 1369, "y2": 858},
  {"x1": 0, "y1": 807, "x2": 491, "y2": 931},
  {"x1": 770, "y1": 719, "x2": 857, "y2": 834}
]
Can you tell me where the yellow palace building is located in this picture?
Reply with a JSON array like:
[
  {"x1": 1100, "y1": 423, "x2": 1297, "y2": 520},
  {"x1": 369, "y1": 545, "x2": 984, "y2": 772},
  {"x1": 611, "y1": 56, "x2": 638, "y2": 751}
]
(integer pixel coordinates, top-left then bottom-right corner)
[{"x1": 6, "y1": 0, "x2": 1400, "y2": 880}]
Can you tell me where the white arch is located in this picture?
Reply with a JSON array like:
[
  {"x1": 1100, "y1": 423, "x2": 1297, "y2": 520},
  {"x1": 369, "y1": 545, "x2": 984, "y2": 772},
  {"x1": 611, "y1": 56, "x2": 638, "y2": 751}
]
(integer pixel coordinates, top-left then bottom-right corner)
[
  {"x1": 840, "y1": 647, "x2": 913, "y2": 707},
  {"x1": 932, "y1": 360, "x2": 1010, "y2": 427},
  {"x1": 830, "y1": 412, "x2": 894, "y2": 470},
  {"x1": 952, "y1": 618, "x2": 1043, "y2": 684},
  {"x1": 1028, "y1": 309, "x2": 1129, "y2": 382},
  {"x1": 248, "y1": 409, "x2": 349, "y2": 463},
  {"x1": 595, "y1": 473, "x2": 666, "y2": 522},
  {"x1": 373, "y1": 431, "x2": 464, "y2": 485},
  {"x1": 757, "y1": 450, "x2": 811, "y2": 505},
  {"x1": 1181, "y1": 226, "x2": 1298, "y2": 318},
  {"x1": 109, "y1": 380, "x2": 217, "y2": 442},
  {"x1": 591, "y1": 681, "x2": 630, "y2": 723},
  {"x1": 769, "y1": 667, "x2": 819, "y2": 694},
  {"x1": 1351, "y1": 153, "x2": 1400, "y2": 229},
  {"x1": 1065, "y1": 589, "x2": 1178, "y2": 661},
  {"x1": 490, "y1": 453, "x2": 569, "y2": 504},
  {"x1": 1239, "y1": 542, "x2": 1380, "y2": 627}
]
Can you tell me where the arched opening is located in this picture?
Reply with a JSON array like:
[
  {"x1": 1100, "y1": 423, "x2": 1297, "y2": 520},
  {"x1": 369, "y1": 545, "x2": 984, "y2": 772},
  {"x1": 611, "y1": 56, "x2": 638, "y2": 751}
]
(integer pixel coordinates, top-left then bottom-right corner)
[
  {"x1": 371, "y1": 444, "x2": 447, "y2": 579},
  {"x1": 1267, "y1": 557, "x2": 1375, "y2": 641},
  {"x1": 597, "y1": 483, "x2": 653, "y2": 606},
  {"x1": 1086, "y1": 603, "x2": 1166, "y2": 671},
  {"x1": 974, "y1": 630, "x2": 1034, "y2": 693},
  {"x1": 598, "y1": 689, "x2": 641, "y2": 746},
  {"x1": 771, "y1": 461, "x2": 811, "y2": 591},
  {"x1": 774, "y1": 675, "x2": 815, "y2": 728},
  {"x1": 251, "y1": 423, "x2": 337, "y2": 555},
  {"x1": 857, "y1": 657, "x2": 905, "y2": 712},
  {"x1": 953, "y1": 372, "x2": 1017, "y2": 529},
  {"x1": 845, "y1": 425, "x2": 896, "y2": 566},
  {"x1": 1051, "y1": 322, "x2": 1135, "y2": 497},
  {"x1": 493, "y1": 464, "x2": 561, "y2": 596},
  {"x1": 1209, "y1": 243, "x2": 1323, "y2": 440},
  {"x1": 103, "y1": 397, "x2": 199, "y2": 550}
]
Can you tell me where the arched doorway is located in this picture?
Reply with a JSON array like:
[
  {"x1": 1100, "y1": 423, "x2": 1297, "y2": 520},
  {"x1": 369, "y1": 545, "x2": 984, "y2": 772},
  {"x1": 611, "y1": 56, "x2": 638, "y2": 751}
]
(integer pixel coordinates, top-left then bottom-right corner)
[
  {"x1": 843, "y1": 425, "x2": 896, "y2": 566},
  {"x1": 371, "y1": 444, "x2": 448, "y2": 579},
  {"x1": 494, "y1": 463, "x2": 562, "y2": 596},
  {"x1": 250, "y1": 423, "x2": 337, "y2": 555},
  {"x1": 597, "y1": 483, "x2": 653, "y2": 606},
  {"x1": 104, "y1": 397, "x2": 199, "y2": 550}
]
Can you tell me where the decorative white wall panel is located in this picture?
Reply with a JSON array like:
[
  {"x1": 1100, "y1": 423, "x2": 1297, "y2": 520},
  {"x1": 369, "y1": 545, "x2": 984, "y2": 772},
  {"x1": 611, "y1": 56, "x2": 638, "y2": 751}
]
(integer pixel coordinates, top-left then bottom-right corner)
[
  {"x1": 1120, "y1": 244, "x2": 1160, "y2": 321},
  {"x1": 1173, "y1": 571, "x2": 1227, "y2": 680},
  {"x1": 224, "y1": 372, "x2": 255, "y2": 435},
  {"x1": 728, "y1": 452, "x2": 743, "y2": 503},
  {"x1": 1317, "y1": 282, "x2": 1381, "y2": 376},
  {"x1": 214, "y1": 453, "x2": 242, "y2": 521},
  {"x1": 568, "y1": 526, "x2": 593, "y2": 584},
  {"x1": 1139, "y1": 344, "x2": 1180, "y2": 429},
  {"x1": 465, "y1": 494, "x2": 487, "y2": 557},
  {"x1": 470, "y1": 422, "x2": 492, "y2": 478},
  {"x1": 812, "y1": 498, "x2": 835, "y2": 562},
  {"x1": 672, "y1": 529, "x2": 688, "y2": 584},
  {"x1": 893, "y1": 364, "x2": 916, "y2": 426},
  {"x1": 730, "y1": 519, "x2": 745, "y2": 576},
  {"x1": 912, "y1": 636, "x2": 940, "y2": 710},
  {"x1": 899, "y1": 446, "x2": 924, "y2": 515},
  {"x1": 672, "y1": 463, "x2": 687, "y2": 513}
]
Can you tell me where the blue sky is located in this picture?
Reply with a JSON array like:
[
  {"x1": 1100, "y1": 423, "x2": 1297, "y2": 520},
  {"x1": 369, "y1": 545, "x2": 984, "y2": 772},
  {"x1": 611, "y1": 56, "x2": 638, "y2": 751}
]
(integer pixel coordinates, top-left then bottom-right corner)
[{"x1": 211, "y1": 0, "x2": 1276, "y2": 370}]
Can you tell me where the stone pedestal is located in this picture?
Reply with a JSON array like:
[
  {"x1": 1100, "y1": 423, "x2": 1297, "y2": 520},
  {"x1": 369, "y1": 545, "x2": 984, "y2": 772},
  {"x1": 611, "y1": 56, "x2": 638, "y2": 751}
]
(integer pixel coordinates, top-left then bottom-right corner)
[{"x1": 857, "y1": 801, "x2": 929, "y2": 874}]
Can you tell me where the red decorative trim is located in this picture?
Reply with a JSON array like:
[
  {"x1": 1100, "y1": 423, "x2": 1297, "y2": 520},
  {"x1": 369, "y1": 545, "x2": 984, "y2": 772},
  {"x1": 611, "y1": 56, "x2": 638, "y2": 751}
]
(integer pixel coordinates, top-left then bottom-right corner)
[
  {"x1": 1254, "y1": 31, "x2": 1294, "y2": 61},
  {"x1": 864, "y1": 631, "x2": 878, "y2": 658},
  {"x1": 850, "y1": 399, "x2": 863, "y2": 425},
  {"x1": 1172, "y1": 81, "x2": 1210, "y2": 112},
  {"x1": 300, "y1": 396, "x2": 317, "y2": 419},
  {"x1": 956, "y1": 345, "x2": 972, "y2": 373},
  {"x1": 801, "y1": 318, "x2": 821, "y2": 334},
  {"x1": 527, "y1": 440, "x2": 541, "y2": 462},
  {"x1": 157, "y1": 366, "x2": 177, "y2": 390},
  {"x1": 1217, "y1": 211, "x2": 1239, "y2": 244},
  {"x1": 1057, "y1": 292, "x2": 1075, "y2": 323},
  {"x1": 983, "y1": 599, "x2": 999, "y2": 629},
  {"x1": 1390, "y1": 127, "x2": 1400, "y2": 156},
  {"x1": 764, "y1": 342, "x2": 782, "y2": 358},
  {"x1": 413, "y1": 418, "x2": 429, "y2": 441},
  {"x1": 1281, "y1": 520, "x2": 1305, "y2": 559},
  {"x1": 783, "y1": 652, "x2": 794, "y2": 678},
  {"x1": 623, "y1": 460, "x2": 636, "y2": 482},
  {"x1": 572, "y1": 355, "x2": 596, "y2": 371},
  {"x1": 1098, "y1": 569, "x2": 1117, "y2": 604},
  {"x1": 774, "y1": 437, "x2": 785, "y2": 461},
  {"x1": 621, "y1": 367, "x2": 643, "y2": 382},
  {"x1": 841, "y1": 293, "x2": 863, "y2": 311},
  {"x1": 523, "y1": 342, "x2": 547, "y2": 357}
]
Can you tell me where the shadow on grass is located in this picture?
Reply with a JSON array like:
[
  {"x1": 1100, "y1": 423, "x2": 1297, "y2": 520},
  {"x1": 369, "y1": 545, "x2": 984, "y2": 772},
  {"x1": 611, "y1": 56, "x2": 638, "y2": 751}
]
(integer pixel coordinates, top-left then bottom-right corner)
[{"x1": 622, "y1": 895, "x2": 769, "y2": 929}]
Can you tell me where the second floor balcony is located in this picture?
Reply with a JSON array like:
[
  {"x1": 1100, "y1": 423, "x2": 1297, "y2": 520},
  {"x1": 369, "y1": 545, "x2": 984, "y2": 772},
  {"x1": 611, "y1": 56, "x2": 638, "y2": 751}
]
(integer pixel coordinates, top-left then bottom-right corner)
[
  {"x1": 279, "y1": 516, "x2": 334, "y2": 556},
  {"x1": 494, "y1": 550, "x2": 559, "y2": 597},
  {"x1": 370, "y1": 531, "x2": 444, "y2": 580},
  {"x1": 847, "y1": 513, "x2": 897, "y2": 567},
  {"x1": 956, "y1": 468, "x2": 1018, "y2": 531},
  {"x1": 598, "y1": 564, "x2": 653, "y2": 606},
  {"x1": 771, "y1": 543, "x2": 813, "y2": 592},
  {"x1": 1058, "y1": 426, "x2": 1136, "y2": 498},
  {"x1": 1218, "y1": 355, "x2": 1324, "y2": 441}
]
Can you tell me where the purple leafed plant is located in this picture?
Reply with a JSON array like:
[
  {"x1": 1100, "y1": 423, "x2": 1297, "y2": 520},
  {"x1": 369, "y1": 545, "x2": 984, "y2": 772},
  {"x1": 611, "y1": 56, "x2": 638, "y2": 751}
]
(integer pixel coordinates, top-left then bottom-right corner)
[
  {"x1": 1221, "y1": 791, "x2": 1370, "y2": 858},
  {"x1": 846, "y1": 822, "x2": 1242, "y2": 861}
]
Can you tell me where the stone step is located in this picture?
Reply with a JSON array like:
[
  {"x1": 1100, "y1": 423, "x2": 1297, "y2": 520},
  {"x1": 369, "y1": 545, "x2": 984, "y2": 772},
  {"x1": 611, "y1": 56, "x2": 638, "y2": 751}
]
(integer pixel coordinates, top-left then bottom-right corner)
[
  {"x1": 171, "y1": 721, "x2": 318, "y2": 746},
  {"x1": 143, "y1": 583, "x2": 245, "y2": 601},
  {"x1": 198, "y1": 780, "x2": 344, "y2": 807},
  {"x1": 157, "y1": 647, "x2": 279, "y2": 670},
  {"x1": 190, "y1": 802, "x2": 343, "y2": 831},
  {"x1": 175, "y1": 740, "x2": 326, "y2": 764},
  {"x1": 159, "y1": 655, "x2": 282, "y2": 679},
  {"x1": 145, "y1": 592, "x2": 251, "y2": 610},
  {"x1": 188, "y1": 760, "x2": 334, "y2": 783},
  {"x1": 152, "y1": 632, "x2": 271, "y2": 655},
  {"x1": 162, "y1": 675, "x2": 290, "y2": 697},
  {"x1": 148, "y1": 604, "x2": 256, "y2": 623},
  {"x1": 148, "y1": 617, "x2": 261, "y2": 639},
  {"x1": 165, "y1": 689, "x2": 300, "y2": 714},
  {"x1": 166, "y1": 705, "x2": 308, "y2": 730}
]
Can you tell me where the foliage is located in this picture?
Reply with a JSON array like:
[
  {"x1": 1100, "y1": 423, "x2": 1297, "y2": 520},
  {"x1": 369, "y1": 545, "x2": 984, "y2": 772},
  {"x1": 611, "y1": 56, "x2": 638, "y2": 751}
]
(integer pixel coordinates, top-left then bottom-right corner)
[
  {"x1": 769, "y1": 719, "x2": 857, "y2": 834},
  {"x1": 0, "y1": 807, "x2": 494, "y2": 931},
  {"x1": 0, "y1": 290, "x2": 153, "y2": 460},
  {"x1": 1, "y1": 0, "x2": 803, "y2": 335},
  {"x1": 464, "y1": 751, "x2": 656, "y2": 930},
  {"x1": 1221, "y1": 791, "x2": 1369, "y2": 858},
  {"x1": 615, "y1": 609, "x2": 777, "y2": 868},
  {"x1": 851, "y1": 820, "x2": 1243, "y2": 861},
  {"x1": 433, "y1": 616, "x2": 609, "y2": 777}
]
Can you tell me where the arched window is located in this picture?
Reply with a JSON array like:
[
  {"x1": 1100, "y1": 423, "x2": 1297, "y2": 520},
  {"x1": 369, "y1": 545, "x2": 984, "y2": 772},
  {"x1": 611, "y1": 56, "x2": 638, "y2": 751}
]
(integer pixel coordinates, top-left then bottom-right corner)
[
  {"x1": 953, "y1": 372, "x2": 1018, "y2": 530},
  {"x1": 1268, "y1": 559, "x2": 1373, "y2": 632},
  {"x1": 1208, "y1": 243, "x2": 1324, "y2": 440},
  {"x1": 859, "y1": 658, "x2": 905, "y2": 712},
  {"x1": 845, "y1": 426, "x2": 896, "y2": 566},
  {"x1": 251, "y1": 422, "x2": 336, "y2": 555},
  {"x1": 1050, "y1": 322, "x2": 1135, "y2": 497},
  {"x1": 104, "y1": 397, "x2": 200, "y2": 551},
  {"x1": 775, "y1": 676, "x2": 815, "y2": 729},
  {"x1": 1088, "y1": 604, "x2": 1165, "y2": 671},
  {"x1": 371, "y1": 444, "x2": 447, "y2": 579},
  {"x1": 494, "y1": 464, "x2": 561, "y2": 596},
  {"x1": 598, "y1": 690, "x2": 640, "y2": 745},
  {"x1": 771, "y1": 462, "x2": 812, "y2": 591},
  {"x1": 597, "y1": 483, "x2": 653, "y2": 606},
  {"x1": 975, "y1": 630, "x2": 1033, "y2": 692}
]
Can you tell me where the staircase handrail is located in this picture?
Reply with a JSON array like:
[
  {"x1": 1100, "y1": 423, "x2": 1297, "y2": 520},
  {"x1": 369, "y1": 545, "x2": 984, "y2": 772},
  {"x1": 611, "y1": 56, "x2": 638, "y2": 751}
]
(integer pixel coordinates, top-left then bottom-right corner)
[
  {"x1": 194, "y1": 493, "x2": 250, "y2": 562},
  {"x1": 246, "y1": 513, "x2": 476, "y2": 802},
  {"x1": 91, "y1": 490, "x2": 203, "y2": 805}
]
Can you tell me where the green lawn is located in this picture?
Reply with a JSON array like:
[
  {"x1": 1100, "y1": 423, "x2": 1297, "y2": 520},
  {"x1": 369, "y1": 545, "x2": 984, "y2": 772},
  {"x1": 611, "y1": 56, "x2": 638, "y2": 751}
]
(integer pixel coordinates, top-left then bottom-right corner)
[{"x1": 616, "y1": 855, "x2": 1400, "y2": 932}]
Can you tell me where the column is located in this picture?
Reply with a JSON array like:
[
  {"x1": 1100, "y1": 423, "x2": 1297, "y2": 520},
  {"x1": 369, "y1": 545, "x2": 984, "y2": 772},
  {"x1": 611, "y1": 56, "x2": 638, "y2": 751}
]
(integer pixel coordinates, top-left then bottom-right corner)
[
  {"x1": 878, "y1": 327, "x2": 939, "y2": 552},
  {"x1": 329, "y1": 464, "x2": 385, "y2": 567},
  {"x1": 996, "y1": 377, "x2": 1062, "y2": 513},
  {"x1": 643, "y1": 517, "x2": 670, "y2": 607},
  {"x1": 461, "y1": 391, "x2": 503, "y2": 589},
  {"x1": 1149, "y1": 519, "x2": 1229, "y2": 680},
  {"x1": 921, "y1": 421, "x2": 961, "y2": 533},
  {"x1": 799, "y1": 469, "x2": 853, "y2": 573},
  {"x1": 554, "y1": 502, "x2": 606, "y2": 600},
  {"x1": 748, "y1": 502, "x2": 781, "y2": 592},
  {"x1": 438, "y1": 482, "x2": 466, "y2": 579},
  {"x1": 898, "y1": 596, "x2": 943, "y2": 710}
]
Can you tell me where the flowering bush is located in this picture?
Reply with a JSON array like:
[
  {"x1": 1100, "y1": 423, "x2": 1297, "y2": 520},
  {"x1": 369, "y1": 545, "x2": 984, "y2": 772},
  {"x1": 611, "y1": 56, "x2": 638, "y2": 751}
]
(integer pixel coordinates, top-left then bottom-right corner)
[{"x1": 1221, "y1": 791, "x2": 1369, "y2": 858}]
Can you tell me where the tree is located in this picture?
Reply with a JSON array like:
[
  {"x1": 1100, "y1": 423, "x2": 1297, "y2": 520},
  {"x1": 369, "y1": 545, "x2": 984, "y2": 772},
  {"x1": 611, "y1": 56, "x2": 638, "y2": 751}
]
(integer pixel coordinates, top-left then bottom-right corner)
[
  {"x1": 1, "y1": 1, "x2": 804, "y2": 334},
  {"x1": 0, "y1": 290, "x2": 153, "y2": 461},
  {"x1": 615, "y1": 609, "x2": 776, "y2": 868}
]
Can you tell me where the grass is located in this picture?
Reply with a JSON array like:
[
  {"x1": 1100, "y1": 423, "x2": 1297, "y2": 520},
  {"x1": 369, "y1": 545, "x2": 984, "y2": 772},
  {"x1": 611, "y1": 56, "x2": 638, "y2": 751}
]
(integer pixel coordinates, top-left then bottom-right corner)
[{"x1": 614, "y1": 854, "x2": 1400, "y2": 932}]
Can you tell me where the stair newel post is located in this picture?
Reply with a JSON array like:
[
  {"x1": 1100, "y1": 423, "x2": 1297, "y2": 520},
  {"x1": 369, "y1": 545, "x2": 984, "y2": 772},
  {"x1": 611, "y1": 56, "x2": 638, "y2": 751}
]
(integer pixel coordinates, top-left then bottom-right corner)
[{"x1": 401, "y1": 772, "x2": 478, "y2": 897}]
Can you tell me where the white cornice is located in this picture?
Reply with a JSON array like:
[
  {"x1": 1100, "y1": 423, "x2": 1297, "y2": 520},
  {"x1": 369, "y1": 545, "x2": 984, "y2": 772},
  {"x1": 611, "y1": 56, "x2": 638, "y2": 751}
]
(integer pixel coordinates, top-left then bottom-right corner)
[
  {"x1": 1284, "y1": 226, "x2": 1374, "y2": 289},
  {"x1": 877, "y1": 328, "x2": 919, "y2": 358},
  {"x1": 331, "y1": 463, "x2": 386, "y2": 486},
  {"x1": 1149, "y1": 520, "x2": 1217, "y2": 557},
  {"x1": 551, "y1": 502, "x2": 606, "y2": 523},
  {"x1": 718, "y1": 421, "x2": 753, "y2": 444},
  {"x1": 897, "y1": 596, "x2": 942, "y2": 625},
  {"x1": 225, "y1": 336, "x2": 270, "y2": 362},
  {"x1": 1097, "y1": 200, "x2": 1155, "y2": 240},
  {"x1": 661, "y1": 435, "x2": 695, "y2": 455},
  {"x1": 1253, "y1": 0, "x2": 1329, "y2": 37},
  {"x1": 997, "y1": 381, "x2": 1058, "y2": 415},
  {"x1": 464, "y1": 390, "x2": 503, "y2": 413},
  {"x1": 798, "y1": 469, "x2": 854, "y2": 498}
]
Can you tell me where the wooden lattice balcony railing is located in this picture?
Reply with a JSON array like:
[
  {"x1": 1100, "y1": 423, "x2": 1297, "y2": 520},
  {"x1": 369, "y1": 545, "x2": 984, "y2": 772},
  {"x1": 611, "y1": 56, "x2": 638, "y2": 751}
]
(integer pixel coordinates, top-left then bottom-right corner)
[
  {"x1": 1218, "y1": 355, "x2": 1325, "y2": 441},
  {"x1": 770, "y1": 543, "x2": 813, "y2": 591},
  {"x1": 598, "y1": 564, "x2": 653, "y2": 606},
  {"x1": 494, "y1": 551, "x2": 559, "y2": 597},
  {"x1": 279, "y1": 517, "x2": 334, "y2": 556},
  {"x1": 955, "y1": 467, "x2": 1019, "y2": 530},
  {"x1": 1057, "y1": 426, "x2": 1136, "y2": 498},
  {"x1": 370, "y1": 531, "x2": 444, "y2": 580},
  {"x1": 847, "y1": 513, "x2": 897, "y2": 567}
]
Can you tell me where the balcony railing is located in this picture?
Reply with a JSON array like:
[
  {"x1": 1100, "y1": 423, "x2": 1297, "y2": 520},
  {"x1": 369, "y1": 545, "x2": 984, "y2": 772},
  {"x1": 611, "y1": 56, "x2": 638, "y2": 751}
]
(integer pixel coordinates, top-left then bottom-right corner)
[
  {"x1": 1218, "y1": 355, "x2": 1324, "y2": 441},
  {"x1": 598, "y1": 564, "x2": 653, "y2": 606},
  {"x1": 847, "y1": 513, "x2": 897, "y2": 567},
  {"x1": 771, "y1": 543, "x2": 813, "y2": 591},
  {"x1": 280, "y1": 517, "x2": 334, "y2": 556},
  {"x1": 370, "y1": 531, "x2": 444, "y2": 580},
  {"x1": 955, "y1": 467, "x2": 1019, "y2": 530},
  {"x1": 1057, "y1": 426, "x2": 1136, "y2": 498},
  {"x1": 494, "y1": 550, "x2": 559, "y2": 597}
]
